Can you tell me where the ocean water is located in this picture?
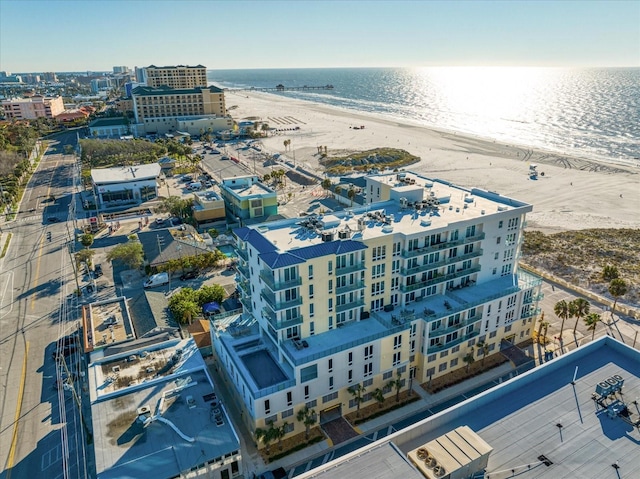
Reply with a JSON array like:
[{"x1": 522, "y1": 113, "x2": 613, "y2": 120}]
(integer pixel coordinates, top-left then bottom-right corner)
[{"x1": 208, "y1": 67, "x2": 640, "y2": 165}]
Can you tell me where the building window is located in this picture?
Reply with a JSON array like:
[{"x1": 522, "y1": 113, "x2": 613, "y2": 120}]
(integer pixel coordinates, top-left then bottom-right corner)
[
  {"x1": 348, "y1": 369, "x2": 353, "y2": 383},
  {"x1": 282, "y1": 408, "x2": 293, "y2": 419},
  {"x1": 308, "y1": 265, "x2": 314, "y2": 279},
  {"x1": 383, "y1": 371, "x2": 393, "y2": 380},
  {"x1": 264, "y1": 400, "x2": 270, "y2": 414},
  {"x1": 364, "y1": 362, "x2": 373, "y2": 377},
  {"x1": 287, "y1": 391, "x2": 292, "y2": 406},
  {"x1": 328, "y1": 298, "x2": 333, "y2": 312},
  {"x1": 306, "y1": 399, "x2": 317, "y2": 409},
  {"x1": 393, "y1": 352, "x2": 401, "y2": 366},
  {"x1": 328, "y1": 358, "x2": 333, "y2": 372},
  {"x1": 363, "y1": 378, "x2": 373, "y2": 387},
  {"x1": 364, "y1": 345, "x2": 373, "y2": 360},
  {"x1": 329, "y1": 376, "x2": 334, "y2": 390},
  {"x1": 393, "y1": 335, "x2": 402, "y2": 350},
  {"x1": 348, "y1": 352, "x2": 353, "y2": 365},
  {"x1": 301, "y1": 364, "x2": 318, "y2": 383},
  {"x1": 304, "y1": 385, "x2": 310, "y2": 399},
  {"x1": 328, "y1": 279, "x2": 333, "y2": 293},
  {"x1": 328, "y1": 260, "x2": 333, "y2": 274},
  {"x1": 309, "y1": 304, "x2": 315, "y2": 318},
  {"x1": 309, "y1": 284, "x2": 314, "y2": 298},
  {"x1": 322, "y1": 392, "x2": 338, "y2": 403},
  {"x1": 450, "y1": 358, "x2": 458, "y2": 367}
]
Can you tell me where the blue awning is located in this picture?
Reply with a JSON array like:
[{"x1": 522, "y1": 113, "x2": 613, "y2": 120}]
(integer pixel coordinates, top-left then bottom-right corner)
[{"x1": 203, "y1": 302, "x2": 221, "y2": 313}]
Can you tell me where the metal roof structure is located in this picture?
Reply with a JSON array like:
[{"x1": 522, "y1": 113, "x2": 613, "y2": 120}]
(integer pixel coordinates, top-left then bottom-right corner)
[{"x1": 298, "y1": 337, "x2": 640, "y2": 479}]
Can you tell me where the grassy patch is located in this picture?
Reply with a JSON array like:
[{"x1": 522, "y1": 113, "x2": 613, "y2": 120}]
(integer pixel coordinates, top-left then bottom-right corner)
[
  {"x1": 346, "y1": 392, "x2": 421, "y2": 426},
  {"x1": 1, "y1": 232, "x2": 12, "y2": 258},
  {"x1": 259, "y1": 427, "x2": 325, "y2": 463},
  {"x1": 320, "y1": 148, "x2": 419, "y2": 175}
]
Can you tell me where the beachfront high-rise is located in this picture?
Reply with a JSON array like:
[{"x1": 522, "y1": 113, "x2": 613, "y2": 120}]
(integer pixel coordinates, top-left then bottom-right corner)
[
  {"x1": 144, "y1": 64, "x2": 207, "y2": 89},
  {"x1": 211, "y1": 171, "x2": 542, "y2": 444},
  {"x1": 1, "y1": 95, "x2": 65, "y2": 120}
]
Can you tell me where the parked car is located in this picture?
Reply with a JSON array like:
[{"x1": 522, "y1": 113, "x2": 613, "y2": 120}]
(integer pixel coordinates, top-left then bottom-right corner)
[
  {"x1": 187, "y1": 181, "x2": 202, "y2": 190},
  {"x1": 180, "y1": 270, "x2": 198, "y2": 281},
  {"x1": 155, "y1": 217, "x2": 166, "y2": 225},
  {"x1": 94, "y1": 264, "x2": 103, "y2": 277},
  {"x1": 47, "y1": 217, "x2": 60, "y2": 223}
]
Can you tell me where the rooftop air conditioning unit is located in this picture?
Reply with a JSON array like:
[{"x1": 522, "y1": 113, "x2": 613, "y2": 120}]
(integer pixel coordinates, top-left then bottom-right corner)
[{"x1": 137, "y1": 405, "x2": 151, "y2": 416}]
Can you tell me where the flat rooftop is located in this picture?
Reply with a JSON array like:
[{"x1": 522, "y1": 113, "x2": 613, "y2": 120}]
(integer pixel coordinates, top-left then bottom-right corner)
[
  {"x1": 90, "y1": 338, "x2": 240, "y2": 479},
  {"x1": 252, "y1": 175, "x2": 529, "y2": 252},
  {"x1": 91, "y1": 163, "x2": 161, "y2": 184},
  {"x1": 223, "y1": 181, "x2": 275, "y2": 198},
  {"x1": 83, "y1": 297, "x2": 135, "y2": 353},
  {"x1": 298, "y1": 337, "x2": 640, "y2": 479}
]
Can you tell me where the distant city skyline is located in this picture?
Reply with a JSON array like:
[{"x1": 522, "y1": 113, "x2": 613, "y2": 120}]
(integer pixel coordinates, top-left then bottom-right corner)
[{"x1": 1, "y1": 0, "x2": 638, "y2": 72}]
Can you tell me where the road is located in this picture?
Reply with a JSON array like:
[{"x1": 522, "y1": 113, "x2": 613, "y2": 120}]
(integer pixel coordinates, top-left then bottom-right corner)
[{"x1": 0, "y1": 132, "x2": 89, "y2": 479}]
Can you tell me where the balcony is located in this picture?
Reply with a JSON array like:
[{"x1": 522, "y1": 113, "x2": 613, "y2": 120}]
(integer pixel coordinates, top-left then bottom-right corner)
[
  {"x1": 236, "y1": 247, "x2": 248, "y2": 261},
  {"x1": 428, "y1": 316, "x2": 481, "y2": 337},
  {"x1": 259, "y1": 270, "x2": 302, "y2": 291},
  {"x1": 239, "y1": 295, "x2": 253, "y2": 313},
  {"x1": 336, "y1": 279, "x2": 365, "y2": 295},
  {"x1": 262, "y1": 307, "x2": 303, "y2": 330},
  {"x1": 520, "y1": 307, "x2": 541, "y2": 320},
  {"x1": 522, "y1": 293, "x2": 544, "y2": 304},
  {"x1": 401, "y1": 233, "x2": 486, "y2": 259},
  {"x1": 336, "y1": 298, "x2": 365, "y2": 313},
  {"x1": 335, "y1": 262, "x2": 366, "y2": 277},
  {"x1": 261, "y1": 291, "x2": 303, "y2": 311},
  {"x1": 236, "y1": 262, "x2": 250, "y2": 280},
  {"x1": 427, "y1": 330, "x2": 479, "y2": 354},
  {"x1": 400, "y1": 249, "x2": 483, "y2": 276},
  {"x1": 400, "y1": 265, "x2": 481, "y2": 292}
]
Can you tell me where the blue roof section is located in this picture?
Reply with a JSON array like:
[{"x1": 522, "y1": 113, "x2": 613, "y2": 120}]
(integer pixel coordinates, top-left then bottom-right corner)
[
  {"x1": 234, "y1": 227, "x2": 277, "y2": 254},
  {"x1": 260, "y1": 240, "x2": 368, "y2": 269}
]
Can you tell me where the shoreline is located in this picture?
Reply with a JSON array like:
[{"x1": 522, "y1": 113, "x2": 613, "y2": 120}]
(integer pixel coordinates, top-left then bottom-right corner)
[{"x1": 226, "y1": 90, "x2": 640, "y2": 233}]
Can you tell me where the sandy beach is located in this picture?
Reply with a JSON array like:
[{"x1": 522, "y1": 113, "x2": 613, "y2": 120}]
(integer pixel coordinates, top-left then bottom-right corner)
[{"x1": 224, "y1": 90, "x2": 639, "y2": 233}]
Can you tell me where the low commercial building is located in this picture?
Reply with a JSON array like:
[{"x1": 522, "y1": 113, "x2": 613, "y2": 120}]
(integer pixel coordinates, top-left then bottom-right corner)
[
  {"x1": 91, "y1": 163, "x2": 161, "y2": 207},
  {"x1": 88, "y1": 117, "x2": 129, "y2": 138},
  {"x1": 212, "y1": 170, "x2": 542, "y2": 444},
  {"x1": 219, "y1": 175, "x2": 278, "y2": 223},
  {"x1": 1, "y1": 95, "x2": 64, "y2": 120},
  {"x1": 88, "y1": 336, "x2": 243, "y2": 479},
  {"x1": 192, "y1": 189, "x2": 226, "y2": 224}
]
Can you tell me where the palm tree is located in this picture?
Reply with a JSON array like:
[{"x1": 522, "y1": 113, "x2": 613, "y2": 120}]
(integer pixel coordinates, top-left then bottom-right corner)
[
  {"x1": 584, "y1": 312, "x2": 602, "y2": 340},
  {"x1": 263, "y1": 172, "x2": 271, "y2": 183},
  {"x1": 373, "y1": 387, "x2": 385, "y2": 408},
  {"x1": 321, "y1": 178, "x2": 332, "y2": 196},
  {"x1": 608, "y1": 278, "x2": 628, "y2": 320},
  {"x1": 536, "y1": 311, "x2": 546, "y2": 341},
  {"x1": 554, "y1": 299, "x2": 571, "y2": 341},
  {"x1": 387, "y1": 372, "x2": 404, "y2": 403},
  {"x1": 275, "y1": 421, "x2": 288, "y2": 450},
  {"x1": 571, "y1": 298, "x2": 590, "y2": 334},
  {"x1": 348, "y1": 383, "x2": 366, "y2": 417},
  {"x1": 296, "y1": 406, "x2": 316, "y2": 440},
  {"x1": 602, "y1": 265, "x2": 619, "y2": 281},
  {"x1": 79, "y1": 233, "x2": 94, "y2": 249},
  {"x1": 476, "y1": 342, "x2": 490, "y2": 366},
  {"x1": 463, "y1": 351, "x2": 475, "y2": 372},
  {"x1": 254, "y1": 422, "x2": 276, "y2": 455},
  {"x1": 347, "y1": 186, "x2": 356, "y2": 206},
  {"x1": 334, "y1": 184, "x2": 342, "y2": 199},
  {"x1": 543, "y1": 320, "x2": 550, "y2": 345}
]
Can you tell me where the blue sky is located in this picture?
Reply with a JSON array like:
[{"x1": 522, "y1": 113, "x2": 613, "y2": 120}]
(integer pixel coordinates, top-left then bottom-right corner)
[{"x1": 1, "y1": 0, "x2": 638, "y2": 72}]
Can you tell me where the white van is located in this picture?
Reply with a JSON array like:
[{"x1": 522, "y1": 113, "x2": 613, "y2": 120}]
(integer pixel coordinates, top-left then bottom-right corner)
[
  {"x1": 187, "y1": 181, "x2": 202, "y2": 190},
  {"x1": 143, "y1": 272, "x2": 169, "y2": 289}
]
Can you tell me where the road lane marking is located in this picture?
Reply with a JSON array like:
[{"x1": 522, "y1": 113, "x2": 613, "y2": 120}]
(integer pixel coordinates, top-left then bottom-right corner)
[
  {"x1": 30, "y1": 235, "x2": 46, "y2": 312},
  {"x1": 5, "y1": 340, "x2": 28, "y2": 478}
]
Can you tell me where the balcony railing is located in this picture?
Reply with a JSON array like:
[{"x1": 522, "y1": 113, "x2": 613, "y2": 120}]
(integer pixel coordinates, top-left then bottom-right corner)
[
  {"x1": 262, "y1": 307, "x2": 303, "y2": 330},
  {"x1": 336, "y1": 298, "x2": 365, "y2": 313},
  {"x1": 261, "y1": 291, "x2": 303, "y2": 311},
  {"x1": 400, "y1": 265, "x2": 481, "y2": 292},
  {"x1": 236, "y1": 247, "x2": 248, "y2": 261},
  {"x1": 428, "y1": 316, "x2": 481, "y2": 337},
  {"x1": 335, "y1": 263, "x2": 366, "y2": 277},
  {"x1": 239, "y1": 295, "x2": 253, "y2": 313},
  {"x1": 259, "y1": 270, "x2": 302, "y2": 291},
  {"x1": 237, "y1": 262, "x2": 250, "y2": 279},
  {"x1": 426, "y1": 330, "x2": 480, "y2": 355},
  {"x1": 522, "y1": 293, "x2": 544, "y2": 304},
  {"x1": 401, "y1": 249, "x2": 483, "y2": 276},
  {"x1": 336, "y1": 280, "x2": 365, "y2": 295},
  {"x1": 401, "y1": 233, "x2": 486, "y2": 259}
]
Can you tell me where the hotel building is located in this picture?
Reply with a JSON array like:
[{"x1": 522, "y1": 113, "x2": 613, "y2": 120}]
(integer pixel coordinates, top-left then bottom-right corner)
[
  {"x1": 145, "y1": 64, "x2": 208, "y2": 89},
  {"x1": 131, "y1": 85, "x2": 231, "y2": 136},
  {"x1": 211, "y1": 171, "x2": 543, "y2": 444},
  {"x1": 1, "y1": 95, "x2": 65, "y2": 120}
]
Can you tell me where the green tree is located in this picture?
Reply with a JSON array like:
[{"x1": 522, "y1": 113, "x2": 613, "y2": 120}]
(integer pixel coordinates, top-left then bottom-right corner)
[
  {"x1": 387, "y1": 372, "x2": 404, "y2": 403},
  {"x1": 275, "y1": 421, "x2": 288, "y2": 450},
  {"x1": 602, "y1": 265, "x2": 619, "y2": 281},
  {"x1": 536, "y1": 312, "x2": 546, "y2": 341},
  {"x1": 106, "y1": 239, "x2": 144, "y2": 269},
  {"x1": 75, "y1": 249, "x2": 95, "y2": 268},
  {"x1": 79, "y1": 233, "x2": 94, "y2": 249},
  {"x1": 348, "y1": 383, "x2": 366, "y2": 417},
  {"x1": 373, "y1": 388, "x2": 385, "y2": 408},
  {"x1": 608, "y1": 278, "x2": 628, "y2": 320},
  {"x1": 170, "y1": 298, "x2": 200, "y2": 324},
  {"x1": 208, "y1": 228, "x2": 219, "y2": 239},
  {"x1": 476, "y1": 342, "x2": 490, "y2": 366},
  {"x1": 571, "y1": 298, "x2": 590, "y2": 334},
  {"x1": 197, "y1": 284, "x2": 226, "y2": 306},
  {"x1": 334, "y1": 185, "x2": 342, "y2": 198},
  {"x1": 554, "y1": 299, "x2": 571, "y2": 341},
  {"x1": 296, "y1": 406, "x2": 317, "y2": 440},
  {"x1": 463, "y1": 351, "x2": 475, "y2": 372},
  {"x1": 584, "y1": 312, "x2": 602, "y2": 340}
]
